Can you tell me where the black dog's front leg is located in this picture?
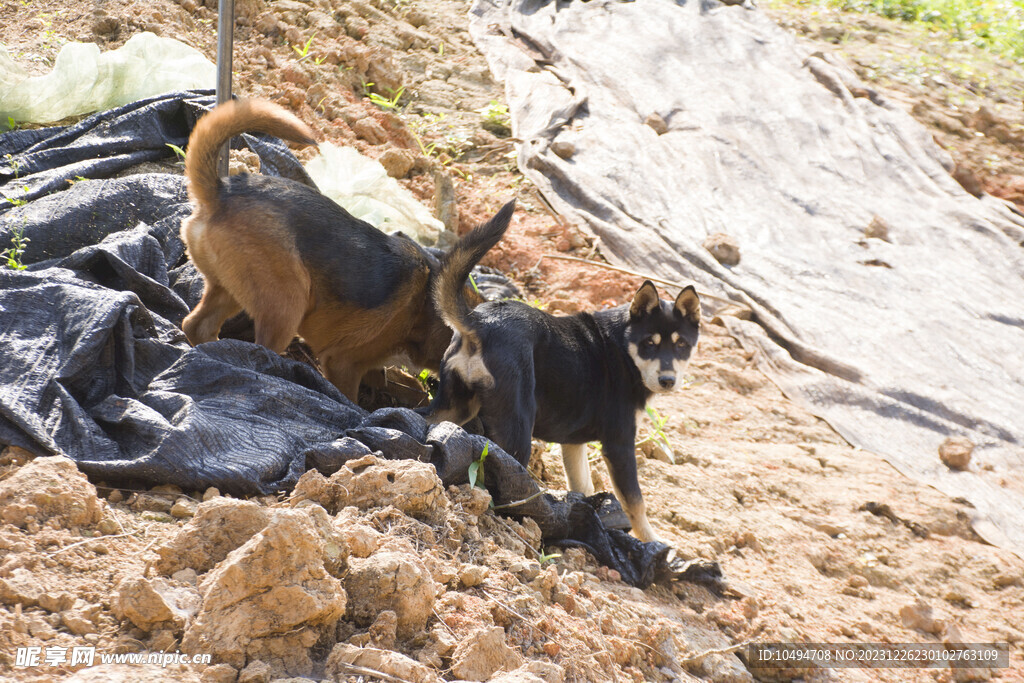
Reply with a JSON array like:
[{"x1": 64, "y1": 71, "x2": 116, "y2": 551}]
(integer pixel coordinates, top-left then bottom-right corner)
[{"x1": 601, "y1": 434, "x2": 659, "y2": 543}]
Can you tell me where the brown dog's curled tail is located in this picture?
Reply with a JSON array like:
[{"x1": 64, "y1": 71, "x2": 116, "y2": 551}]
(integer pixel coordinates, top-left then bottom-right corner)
[
  {"x1": 434, "y1": 200, "x2": 516, "y2": 345},
  {"x1": 185, "y1": 99, "x2": 317, "y2": 212}
]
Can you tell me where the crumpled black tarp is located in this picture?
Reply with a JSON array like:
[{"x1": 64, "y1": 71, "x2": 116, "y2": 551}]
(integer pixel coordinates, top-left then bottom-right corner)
[{"x1": 0, "y1": 91, "x2": 714, "y2": 589}]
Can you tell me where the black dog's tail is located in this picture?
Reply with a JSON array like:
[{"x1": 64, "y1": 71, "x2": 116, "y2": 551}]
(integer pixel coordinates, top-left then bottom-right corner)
[{"x1": 434, "y1": 200, "x2": 516, "y2": 345}]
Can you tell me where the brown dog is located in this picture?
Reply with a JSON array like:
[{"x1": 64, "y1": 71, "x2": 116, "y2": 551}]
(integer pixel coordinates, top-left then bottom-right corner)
[{"x1": 180, "y1": 98, "x2": 512, "y2": 402}]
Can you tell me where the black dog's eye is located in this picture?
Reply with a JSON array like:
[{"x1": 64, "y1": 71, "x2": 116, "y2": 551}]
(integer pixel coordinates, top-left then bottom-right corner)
[{"x1": 641, "y1": 337, "x2": 656, "y2": 349}]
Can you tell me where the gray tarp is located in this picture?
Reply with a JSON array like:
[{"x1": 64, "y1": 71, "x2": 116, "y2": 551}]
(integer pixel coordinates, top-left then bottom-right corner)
[{"x1": 470, "y1": 0, "x2": 1024, "y2": 556}]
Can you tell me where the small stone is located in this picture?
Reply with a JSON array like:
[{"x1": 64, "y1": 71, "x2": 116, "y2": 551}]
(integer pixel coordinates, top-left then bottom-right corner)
[
  {"x1": 459, "y1": 564, "x2": 489, "y2": 588},
  {"x1": 171, "y1": 568, "x2": 198, "y2": 585},
  {"x1": 200, "y1": 663, "x2": 238, "y2": 683},
  {"x1": 97, "y1": 516, "x2": 121, "y2": 535},
  {"x1": 61, "y1": 611, "x2": 96, "y2": 635},
  {"x1": 352, "y1": 118, "x2": 388, "y2": 145},
  {"x1": 900, "y1": 599, "x2": 943, "y2": 635},
  {"x1": 645, "y1": 112, "x2": 668, "y2": 135},
  {"x1": 704, "y1": 232, "x2": 740, "y2": 266},
  {"x1": 993, "y1": 572, "x2": 1021, "y2": 588},
  {"x1": 864, "y1": 215, "x2": 891, "y2": 241},
  {"x1": 939, "y1": 437, "x2": 973, "y2": 470},
  {"x1": 170, "y1": 498, "x2": 197, "y2": 519},
  {"x1": 847, "y1": 574, "x2": 869, "y2": 589},
  {"x1": 741, "y1": 596, "x2": 759, "y2": 620},
  {"x1": 736, "y1": 531, "x2": 762, "y2": 553},
  {"x1": 238, "y1": 660, "x2": 272, "y2": 683},
  {"x1": 551, "y1": 140, "x2": 575, "y2": 159},
  {"x1": 953, "y1": 164, "x2": 984, "y2": 197},
  {"x1": 108, "y1": 489, "x2": 124, "y2": 504},
  {"x1": 202, "y1": 487, "x2": 220, "y2": 502},
  {"x1": 369, "y1": 609, "x2": 398, "y2": 649},
  {"x1": 379, "y1": 147, "x2": 416, "y2": 178},
  {"x1": 451, "y1": 627, "x2": 524, "y2": 681},
  {"x1": 26, "y1": 614, "x2": 57, "y2": 640},
  {"x1": 149, "y1": 628, "x2": 177, "y2": 653}
]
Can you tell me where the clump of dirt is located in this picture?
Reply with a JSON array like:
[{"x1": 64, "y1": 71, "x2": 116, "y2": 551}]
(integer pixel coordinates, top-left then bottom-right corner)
[{"x1": 2, "y1": 0, "x2": 1024, "y2": 681}]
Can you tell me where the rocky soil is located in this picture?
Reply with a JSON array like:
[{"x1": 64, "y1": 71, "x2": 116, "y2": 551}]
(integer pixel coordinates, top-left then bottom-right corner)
[{"x1": 1, "y1": 0, "x2": 1023, "y2": 681}]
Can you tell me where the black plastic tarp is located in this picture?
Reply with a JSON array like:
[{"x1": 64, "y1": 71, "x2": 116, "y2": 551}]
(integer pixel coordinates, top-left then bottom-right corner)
[{"x1": 0, "y1": 91, "x2": 712, "y2": 588}]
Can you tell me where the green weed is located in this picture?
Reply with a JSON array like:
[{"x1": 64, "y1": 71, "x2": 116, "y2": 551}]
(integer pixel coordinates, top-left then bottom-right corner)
[
  {"x1": 416, "y1": 368, "x2": 436, "y2": 400},
  {"x1": 477, "y1": 100, "x2": 511, "y2": 137},
  {"x1": 368, "y1": 85, "x2": 406, "y2": 110},
  {"x1": 468, "y1": 443, "x2": 490, "y2": 489},
  {"x1": 778, "y1": 0, "x2": 1024, "y2": 61},
  {"x1": 538, "y1": 549, "x2": 562, "y2": 565},
  {"x1": 292, "y1": 33, "x2": 317, "y2": 61},
  {"x1": 166, "y1": 143, "x2": 187, "y2": 163},
  {"x1": 2, "y1": 226, "x2": 30, "y2": 270},
  {"x1": 638, "y1": 406, "x2": 671, "y2": 451}
]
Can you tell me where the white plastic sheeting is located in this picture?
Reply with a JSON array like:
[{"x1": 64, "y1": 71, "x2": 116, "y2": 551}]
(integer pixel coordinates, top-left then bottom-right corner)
[
  {"x1": 470, "y1": 0, "x2": 1024, "y2": 556},
  {"x1": 305, "y1": 143, "x2": 444, "y2": 245},
  {"x1": 0, "y1": 32, "x2": 215, "y2": 126}
]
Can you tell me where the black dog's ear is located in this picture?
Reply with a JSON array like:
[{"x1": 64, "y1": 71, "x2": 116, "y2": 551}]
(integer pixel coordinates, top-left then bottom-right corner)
[
  {"x1": 674, "y1": 285, "x2": 701, "y2": 325},
  {"x1": 630, "y1": 280, "x2": 660, "y2": 318}
]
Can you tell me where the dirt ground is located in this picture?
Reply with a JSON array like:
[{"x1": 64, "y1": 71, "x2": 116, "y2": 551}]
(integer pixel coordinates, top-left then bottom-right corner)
[{"x1": 1, "y1": 0, "x2": 1023, "y2": 681}]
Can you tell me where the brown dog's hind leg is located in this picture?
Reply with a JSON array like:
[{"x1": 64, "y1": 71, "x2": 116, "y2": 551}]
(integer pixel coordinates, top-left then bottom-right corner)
[
  {"x1": 320, "y1": 353, "x2": 363, "y2": 404},
  {"x1": 182, "y1": 278, "x2": 241, "y2": 345},
  {"x1": 252, "y1": 297, "x2": 307, "y2": 358}
]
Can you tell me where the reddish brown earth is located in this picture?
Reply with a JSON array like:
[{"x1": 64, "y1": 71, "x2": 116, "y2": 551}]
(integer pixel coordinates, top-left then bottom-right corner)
[{"x1": 1, "y1": 0, "x2": 1022, "y2": 681}]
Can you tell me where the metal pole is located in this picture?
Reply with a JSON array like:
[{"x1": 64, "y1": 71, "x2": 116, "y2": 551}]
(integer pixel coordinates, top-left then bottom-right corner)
[{"x1": 215, "y1": 0, "x2": 235, "y2": 178}]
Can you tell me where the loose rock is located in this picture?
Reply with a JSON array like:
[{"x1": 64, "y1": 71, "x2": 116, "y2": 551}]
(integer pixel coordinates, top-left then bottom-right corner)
[
  {"x1": 181, "y1": 510, "x2": 347, "y2": 675},
  {"x1": 154, "y1": 498, "x2": 271, "y2": 575},
  {"x1": 326, "y1": 643, "x2": 440, "y2": 683},
  {"x1": 450, "y1": 626, "x2": 524, "y2": 681},
  {"x1": 939, "y1": 437, "x2": 974, "y2": 470},
  {"x1": 345, "y1": 550, "x2": 437, "y2": 638},
  {"x1": 0, "y1": 456, "x2": 102, "y2": 529},
  {"x1": 704, "y1": 233, "x2": 741, "y2": 266},
  {"x1": 292, "y1": 454, "x2": 449, "y2": 524},
  {"x1": 112, "y1": 576, "x2": 201, "y2": 632}
]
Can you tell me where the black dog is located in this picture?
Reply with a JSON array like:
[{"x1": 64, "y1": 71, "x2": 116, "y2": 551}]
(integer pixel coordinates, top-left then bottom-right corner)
[{"x1": 423, "y1": 209, "x2": 700, "y2": 542}]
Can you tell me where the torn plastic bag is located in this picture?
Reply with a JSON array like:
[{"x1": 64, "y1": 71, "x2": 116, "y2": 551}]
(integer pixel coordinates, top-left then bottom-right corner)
[{"x1": 0, "y1": 32, "x2": 215, "y2": 127}]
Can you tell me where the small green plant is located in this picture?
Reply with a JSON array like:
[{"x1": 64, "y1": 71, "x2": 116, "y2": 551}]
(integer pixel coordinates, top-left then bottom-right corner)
[
  {"x1": 166, "y1": 143, "x2": 186, "y2": 164},
  {"x1": 416, "y1": 368, "x2": 436, "y2": 400},
  {"x1": 776, "y1": 0, "x2": 1024, "y2": 62},
  {"x1": 4, "y1": 153, "x2": 21, "y2": 178},
  {"x1": 4, "y1": 117, "x2": 16, "y2": 132},
  {"x1": 538, "y1": 549, "x2": 562, "y2": 565},
  {"x1": 4, "y1": 185, "x2": 29, "y2": 208},
  {"x1": 292, "y1": 33, "x2": 317, "y2": 61},
  {"x1": 468, "y1": 443, "x2": 490, "y2": 489},
  {"x1": 638, "y1": 406, "x2": 671, "y2": 450},
  {"x1": 367, "y1": 85, "x2": 406, "y2": 110},
  {"x1": 477, "y1": 100, "x2": 511, "y2": 137},
  {"x1": 524, "y1": 298, "x2": 549, "y2": 311},
  {"x1": 2, "y1": 226, "x2": 30, "y2": 270}
]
